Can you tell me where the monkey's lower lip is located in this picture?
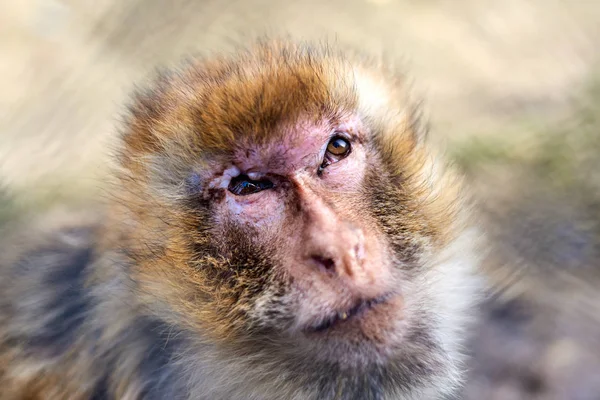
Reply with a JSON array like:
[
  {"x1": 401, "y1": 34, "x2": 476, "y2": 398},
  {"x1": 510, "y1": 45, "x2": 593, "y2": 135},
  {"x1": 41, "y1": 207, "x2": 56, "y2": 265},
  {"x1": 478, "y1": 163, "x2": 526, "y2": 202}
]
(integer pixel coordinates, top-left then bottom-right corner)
[{"x1": 307, "y1": 293, "x2": 395, "y2": 333}]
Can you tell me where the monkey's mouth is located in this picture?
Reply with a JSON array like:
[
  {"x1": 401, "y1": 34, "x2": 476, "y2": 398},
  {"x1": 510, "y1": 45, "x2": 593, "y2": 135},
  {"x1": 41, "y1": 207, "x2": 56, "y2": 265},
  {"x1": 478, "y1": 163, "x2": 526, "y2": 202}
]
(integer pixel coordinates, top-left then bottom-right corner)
[{"x1": 307, "y1": 293, "x2": 395, "y2": 333}]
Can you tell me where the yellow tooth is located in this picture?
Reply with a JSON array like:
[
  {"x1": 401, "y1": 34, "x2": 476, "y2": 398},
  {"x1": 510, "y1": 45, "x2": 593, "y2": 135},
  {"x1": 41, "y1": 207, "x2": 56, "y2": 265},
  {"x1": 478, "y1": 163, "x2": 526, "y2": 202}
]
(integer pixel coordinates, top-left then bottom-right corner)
[{"x1": 341, "y1": 312, "x2": 348, "y2": 320}]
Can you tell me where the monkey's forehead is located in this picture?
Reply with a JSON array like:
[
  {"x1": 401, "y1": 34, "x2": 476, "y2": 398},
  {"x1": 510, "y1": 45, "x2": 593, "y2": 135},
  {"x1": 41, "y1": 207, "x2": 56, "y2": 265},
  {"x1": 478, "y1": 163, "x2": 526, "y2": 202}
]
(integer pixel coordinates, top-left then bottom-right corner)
[{"x1": 124, "y1": 40, "x2": 412, "y2": 155}]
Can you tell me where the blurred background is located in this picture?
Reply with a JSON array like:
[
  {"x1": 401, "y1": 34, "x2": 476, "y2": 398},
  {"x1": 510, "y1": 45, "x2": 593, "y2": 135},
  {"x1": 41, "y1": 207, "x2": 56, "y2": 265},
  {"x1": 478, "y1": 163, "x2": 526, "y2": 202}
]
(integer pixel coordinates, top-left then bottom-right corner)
[{"x1": 1, "y1": 0, "x2": 600, "y2": 398}]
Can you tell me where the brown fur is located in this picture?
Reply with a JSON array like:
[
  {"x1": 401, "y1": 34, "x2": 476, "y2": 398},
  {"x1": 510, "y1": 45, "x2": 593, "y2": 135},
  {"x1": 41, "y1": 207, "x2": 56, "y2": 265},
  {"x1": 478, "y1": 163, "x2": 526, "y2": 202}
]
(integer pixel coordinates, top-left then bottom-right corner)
[{"x1": 0, "y1": 39, "x2": 481, "y2": 399}]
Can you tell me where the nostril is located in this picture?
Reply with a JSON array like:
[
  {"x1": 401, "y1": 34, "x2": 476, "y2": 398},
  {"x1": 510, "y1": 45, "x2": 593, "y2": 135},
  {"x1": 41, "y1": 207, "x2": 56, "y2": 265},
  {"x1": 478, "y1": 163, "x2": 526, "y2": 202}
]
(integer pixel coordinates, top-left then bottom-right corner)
[
  {"x1": 311, "y1": 255, "x2": 335, "y2": 271},
  {"x1": 354, "y1": 244, "x2": 361, "y2": 258}
]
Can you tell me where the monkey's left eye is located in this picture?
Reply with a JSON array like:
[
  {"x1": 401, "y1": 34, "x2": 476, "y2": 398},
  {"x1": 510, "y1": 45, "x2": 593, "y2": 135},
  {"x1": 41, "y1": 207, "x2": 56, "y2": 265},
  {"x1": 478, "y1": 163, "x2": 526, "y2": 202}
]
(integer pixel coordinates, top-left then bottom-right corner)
[
  {"x1": 319, "y1": 136, "x2": 351, "y2": 174},
  {"x1": 228, "y1": 175, "x2": 274, "y2": 196},
  {"x1": 326, "y1": 137, "x2": 351, "y2": 158}
]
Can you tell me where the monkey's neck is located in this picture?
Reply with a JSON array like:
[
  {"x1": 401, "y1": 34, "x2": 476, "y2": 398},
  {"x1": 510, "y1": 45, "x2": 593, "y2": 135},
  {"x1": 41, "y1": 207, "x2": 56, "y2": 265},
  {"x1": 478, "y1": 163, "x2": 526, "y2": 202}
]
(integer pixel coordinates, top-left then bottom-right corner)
[{"x1": 88, "y1": 256, "x2": 421, "y2": 400}]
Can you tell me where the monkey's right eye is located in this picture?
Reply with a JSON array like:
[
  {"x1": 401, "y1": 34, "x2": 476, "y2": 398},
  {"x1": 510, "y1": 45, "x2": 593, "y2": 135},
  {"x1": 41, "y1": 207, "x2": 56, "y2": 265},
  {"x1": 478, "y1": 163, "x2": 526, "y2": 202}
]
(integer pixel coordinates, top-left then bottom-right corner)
[{"x1": 228, "y1": 175, "x2": 274, "y2": 196}]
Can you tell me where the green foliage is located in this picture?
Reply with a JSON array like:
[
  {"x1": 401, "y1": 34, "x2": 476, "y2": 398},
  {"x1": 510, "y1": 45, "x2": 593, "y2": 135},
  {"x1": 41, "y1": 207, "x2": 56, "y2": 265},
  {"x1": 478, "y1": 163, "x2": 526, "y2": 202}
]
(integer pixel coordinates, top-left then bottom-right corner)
[
  {"x1": 451, "y1": 72, "x2": 600, "y2": 195},
  {"x1": 0, "y1": 184, "x2": 16, "y2": 227}
]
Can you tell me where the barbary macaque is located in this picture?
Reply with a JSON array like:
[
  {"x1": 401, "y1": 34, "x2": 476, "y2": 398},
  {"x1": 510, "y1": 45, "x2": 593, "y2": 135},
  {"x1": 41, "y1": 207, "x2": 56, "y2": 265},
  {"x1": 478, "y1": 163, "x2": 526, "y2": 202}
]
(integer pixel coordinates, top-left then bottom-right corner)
[{"x1": 0, "y1": 40, "x2": 482, "y2": 399}]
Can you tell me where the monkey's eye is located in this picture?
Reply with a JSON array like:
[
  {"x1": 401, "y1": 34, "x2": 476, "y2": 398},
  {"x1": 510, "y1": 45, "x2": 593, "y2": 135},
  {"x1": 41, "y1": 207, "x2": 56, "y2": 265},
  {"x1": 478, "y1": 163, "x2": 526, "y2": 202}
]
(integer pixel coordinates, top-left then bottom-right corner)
[
  {"x1": 319, "y1": 136, "x2": 351, "y2": 174},
  {"x1": 228, "y1": 174, "x2": 274, "y2": 196},
  {"x1": 326, "y1": 137, "x2": 351, "y2": 158}
]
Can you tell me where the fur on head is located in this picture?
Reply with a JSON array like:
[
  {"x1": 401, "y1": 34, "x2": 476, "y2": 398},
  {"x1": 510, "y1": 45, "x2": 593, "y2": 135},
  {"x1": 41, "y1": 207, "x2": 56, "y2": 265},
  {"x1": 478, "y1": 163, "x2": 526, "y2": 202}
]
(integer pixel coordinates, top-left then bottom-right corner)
[{"x1": 110, "y1": 39, "x2": 481, "y2": 399}]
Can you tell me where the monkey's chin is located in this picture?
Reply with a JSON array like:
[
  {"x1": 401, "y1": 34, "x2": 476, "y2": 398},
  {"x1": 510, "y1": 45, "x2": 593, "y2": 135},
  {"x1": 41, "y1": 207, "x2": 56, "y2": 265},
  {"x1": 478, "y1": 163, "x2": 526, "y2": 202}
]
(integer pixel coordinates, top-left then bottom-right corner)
[{"x1": 301, "y1": 294, "x2": 405, "y2": 367}]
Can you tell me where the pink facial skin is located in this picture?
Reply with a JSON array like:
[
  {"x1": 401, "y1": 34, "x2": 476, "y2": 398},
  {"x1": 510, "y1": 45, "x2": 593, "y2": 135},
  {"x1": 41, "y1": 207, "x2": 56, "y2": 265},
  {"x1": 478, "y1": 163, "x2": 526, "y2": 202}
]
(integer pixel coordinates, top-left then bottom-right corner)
[{"x1": 203, "y1": 115, "x2": 401, "y2": 343}]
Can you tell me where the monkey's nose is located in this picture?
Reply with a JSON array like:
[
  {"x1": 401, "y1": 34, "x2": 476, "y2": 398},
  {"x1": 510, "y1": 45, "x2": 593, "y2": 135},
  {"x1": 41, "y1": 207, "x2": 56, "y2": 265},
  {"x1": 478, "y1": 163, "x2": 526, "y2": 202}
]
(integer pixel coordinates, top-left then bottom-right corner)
[
  {"x1": 307, "y1": 225, "x2": 370, "y2": 282},
  {"x1": 310, "y1": 255, "x2": 336, "y2": 271},
  {"x1": 294, "y1": 181, "x2": 372, "y2": 283}
]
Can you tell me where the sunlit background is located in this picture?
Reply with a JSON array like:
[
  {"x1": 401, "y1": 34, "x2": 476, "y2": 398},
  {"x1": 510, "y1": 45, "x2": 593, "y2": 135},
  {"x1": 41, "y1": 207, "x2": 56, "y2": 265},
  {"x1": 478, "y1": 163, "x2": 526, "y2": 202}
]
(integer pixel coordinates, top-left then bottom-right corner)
[{"x1": 2, "y1": 1, "x2": 600, "y2": 398}]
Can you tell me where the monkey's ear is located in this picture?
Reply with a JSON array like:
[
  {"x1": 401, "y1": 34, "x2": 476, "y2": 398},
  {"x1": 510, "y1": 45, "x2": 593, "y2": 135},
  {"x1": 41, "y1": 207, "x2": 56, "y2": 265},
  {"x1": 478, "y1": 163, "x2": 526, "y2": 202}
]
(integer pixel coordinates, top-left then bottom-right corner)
[
  {"x1": 117, "y1": 64, "x2": 210, "y2": 175},
  {"x1": 120, "y1": 70, "x2": 175, "y2": 158},
  {"x1": 405, "y1": 97, "x2": 430, "y2": 144}
]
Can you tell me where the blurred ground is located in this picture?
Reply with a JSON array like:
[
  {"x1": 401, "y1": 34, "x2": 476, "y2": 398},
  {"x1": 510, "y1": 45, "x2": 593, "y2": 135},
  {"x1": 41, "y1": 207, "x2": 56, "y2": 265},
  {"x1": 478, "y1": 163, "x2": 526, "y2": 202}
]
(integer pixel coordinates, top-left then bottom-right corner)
[{"x1": 1, "y1": 0, "x2": 600, "y2": 398}]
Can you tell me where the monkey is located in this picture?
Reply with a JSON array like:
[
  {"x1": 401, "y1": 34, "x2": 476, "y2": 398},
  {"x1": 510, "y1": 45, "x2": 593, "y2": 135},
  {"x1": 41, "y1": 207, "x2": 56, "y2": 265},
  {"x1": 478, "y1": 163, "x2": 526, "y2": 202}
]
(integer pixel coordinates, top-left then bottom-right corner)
[{"x1": 0, "y1": 39, "x2": 482, "y2": 400}]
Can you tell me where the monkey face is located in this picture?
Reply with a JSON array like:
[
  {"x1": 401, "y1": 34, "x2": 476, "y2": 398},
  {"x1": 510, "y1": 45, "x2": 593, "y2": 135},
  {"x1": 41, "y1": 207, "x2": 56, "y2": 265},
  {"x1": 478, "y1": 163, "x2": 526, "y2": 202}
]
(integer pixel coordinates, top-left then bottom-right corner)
[
  {"x1": 205, "y1": 115, "x2": 402, "y2": 335},
  {"x1": 120, "y1": 41, "x2": 480, "y2": 390}
]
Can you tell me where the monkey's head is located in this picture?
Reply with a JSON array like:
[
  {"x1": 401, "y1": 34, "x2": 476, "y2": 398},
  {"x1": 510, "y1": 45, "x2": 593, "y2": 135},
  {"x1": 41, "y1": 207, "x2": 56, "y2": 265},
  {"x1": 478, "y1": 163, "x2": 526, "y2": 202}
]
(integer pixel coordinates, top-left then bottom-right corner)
[{"x1": 114, "y1": 40, "x2": 480, "y2": 396}]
